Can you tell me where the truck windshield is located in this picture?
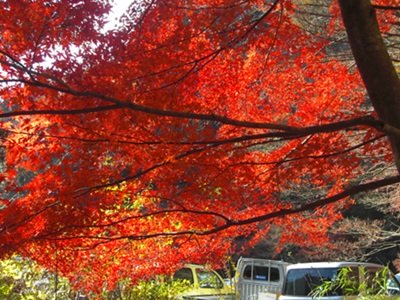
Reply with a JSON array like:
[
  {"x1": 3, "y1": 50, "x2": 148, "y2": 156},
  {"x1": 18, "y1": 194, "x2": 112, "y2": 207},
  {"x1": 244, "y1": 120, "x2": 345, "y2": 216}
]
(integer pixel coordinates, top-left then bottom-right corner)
[{"x1": 283, "y1": 267, "x2": 354, "y2": 296}]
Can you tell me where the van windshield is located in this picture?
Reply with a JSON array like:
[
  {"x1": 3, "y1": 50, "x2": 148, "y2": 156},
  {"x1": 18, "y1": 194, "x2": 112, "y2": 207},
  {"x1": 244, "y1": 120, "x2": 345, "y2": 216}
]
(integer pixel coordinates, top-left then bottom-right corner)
[{"x1": 283, "y1": 267, "x2": 356, "y2": 296}]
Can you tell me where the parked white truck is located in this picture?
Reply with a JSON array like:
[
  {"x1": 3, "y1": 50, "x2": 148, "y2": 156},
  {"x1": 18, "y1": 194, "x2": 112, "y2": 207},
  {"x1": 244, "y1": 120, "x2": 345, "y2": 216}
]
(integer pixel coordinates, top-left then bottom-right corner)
[{"x1": 235, "y1": 257, "x2": 289, "y2": 300}]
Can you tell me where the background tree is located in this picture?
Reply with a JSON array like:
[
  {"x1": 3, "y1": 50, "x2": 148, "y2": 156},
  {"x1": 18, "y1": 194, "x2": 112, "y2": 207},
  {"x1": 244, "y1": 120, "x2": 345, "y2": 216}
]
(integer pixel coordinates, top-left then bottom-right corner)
[{"x1": 0, "y1": 0, "x2": 399, "y2": 293}]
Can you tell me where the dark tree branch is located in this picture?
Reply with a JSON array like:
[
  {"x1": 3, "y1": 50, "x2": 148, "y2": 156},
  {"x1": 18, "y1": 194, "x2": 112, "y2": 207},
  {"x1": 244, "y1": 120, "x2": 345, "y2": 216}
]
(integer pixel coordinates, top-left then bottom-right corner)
[
  {"x1": 0, "y1": 105, "x2": 124, "y2": 118},
  {"x1": 34, "y1": 175, "x2": 400, "y2": 243},
  {"x1": 0, "y1": 76, "x2": 387, "y2": 132},
  {"x1": 372, "y1": 5, "x2": 400, "y2": 10},
  {"x1": 30, "y1": 209, "x2": 232, "y2": 240},
  {"x1": 0, "y1": 201, "x2": 60, "y2": 235},
  {"x1": 73, "y1": 119, "x2": 384, "y2": 196},
  {"x1": 219, "y1": 134, "x2": 385, "y2": 169}
]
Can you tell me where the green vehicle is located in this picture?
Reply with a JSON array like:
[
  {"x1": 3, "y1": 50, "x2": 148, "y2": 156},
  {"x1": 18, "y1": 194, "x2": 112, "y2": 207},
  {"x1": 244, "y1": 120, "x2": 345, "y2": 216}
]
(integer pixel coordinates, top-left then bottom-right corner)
[{"x1": 173, "y1": 264, "x2": 236, "y2": 300}]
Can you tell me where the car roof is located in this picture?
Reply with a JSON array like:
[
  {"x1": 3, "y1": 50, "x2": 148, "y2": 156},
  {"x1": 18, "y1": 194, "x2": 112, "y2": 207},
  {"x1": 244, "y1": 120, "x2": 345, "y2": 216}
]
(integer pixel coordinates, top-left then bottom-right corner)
[
  {"x1": 184, "y1": 263, "x2": 212, "y2": 269},
  {"x1": 238, "y1": 257, "x2": 290, "y2": 265},
  {"x1": 286, "y1": 261, "x2": 384, "y2": 270}
]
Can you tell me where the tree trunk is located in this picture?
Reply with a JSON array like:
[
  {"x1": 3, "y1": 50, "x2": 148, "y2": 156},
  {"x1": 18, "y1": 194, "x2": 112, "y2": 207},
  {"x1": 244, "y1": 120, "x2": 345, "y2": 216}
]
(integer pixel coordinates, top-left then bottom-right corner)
[{"x1": 338, "y1": 0, "x2": 400, "y2": 173}]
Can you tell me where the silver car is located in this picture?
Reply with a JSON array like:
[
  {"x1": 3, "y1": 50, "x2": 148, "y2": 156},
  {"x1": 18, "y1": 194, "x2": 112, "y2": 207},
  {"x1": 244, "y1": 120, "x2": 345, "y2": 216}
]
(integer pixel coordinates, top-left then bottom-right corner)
[{"x1": 279, "y1": 261, "x2": 389, "y2": 300}]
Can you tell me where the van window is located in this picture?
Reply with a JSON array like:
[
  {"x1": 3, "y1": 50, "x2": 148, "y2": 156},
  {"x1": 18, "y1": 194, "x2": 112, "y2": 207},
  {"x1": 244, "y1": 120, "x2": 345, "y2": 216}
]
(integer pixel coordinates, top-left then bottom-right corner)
[
  {"x1": 242, "y1": 265, "x2": 280, "y2": 282},
  {"x1": 283, "y1": 267, "x2": 359, "y2": 296},
  {"x1": 174, "y1": 268, "x2": 194, "y2": 284}
]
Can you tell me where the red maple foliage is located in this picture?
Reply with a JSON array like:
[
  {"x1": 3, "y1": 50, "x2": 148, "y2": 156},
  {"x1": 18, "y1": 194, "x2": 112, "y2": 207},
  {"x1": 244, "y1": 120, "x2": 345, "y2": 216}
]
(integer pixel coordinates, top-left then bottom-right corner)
[{"x1": 0, "y1": 0, "x2": 399, "y2": 292}]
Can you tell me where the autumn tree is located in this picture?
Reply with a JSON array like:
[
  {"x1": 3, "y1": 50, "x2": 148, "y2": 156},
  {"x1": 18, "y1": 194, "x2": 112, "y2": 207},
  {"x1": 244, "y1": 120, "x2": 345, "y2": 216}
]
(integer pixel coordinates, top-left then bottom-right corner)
[{"x1": 0, "y1": 0, "x2": 399, "y2": 292}]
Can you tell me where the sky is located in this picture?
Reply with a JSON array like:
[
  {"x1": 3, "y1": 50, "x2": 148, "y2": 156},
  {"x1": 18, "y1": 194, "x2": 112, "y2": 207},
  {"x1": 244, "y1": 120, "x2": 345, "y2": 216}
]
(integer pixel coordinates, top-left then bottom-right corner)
[{"x1": 104, "y1": 0, "x2": 133, "y2": 30}]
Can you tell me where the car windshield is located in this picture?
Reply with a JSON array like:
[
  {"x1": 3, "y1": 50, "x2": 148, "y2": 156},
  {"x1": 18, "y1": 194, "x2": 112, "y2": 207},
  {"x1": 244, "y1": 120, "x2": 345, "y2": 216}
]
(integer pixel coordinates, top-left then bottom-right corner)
[
  {"x1": 283, "y1": 267, "x2": 353, "y2": 296},
  {"x1": 173, "y1": 268, "x2": 194, "y2": 284},
  {"x1": 388, "y1": 274, "x2": 400, "y2": 290},
  {"x1": 196, "y1": 269, "x2": 223, "y2": 289}
]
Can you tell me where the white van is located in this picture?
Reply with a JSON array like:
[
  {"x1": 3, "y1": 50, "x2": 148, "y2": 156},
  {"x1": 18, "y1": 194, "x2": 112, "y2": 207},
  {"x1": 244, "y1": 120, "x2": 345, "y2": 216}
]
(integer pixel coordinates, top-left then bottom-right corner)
[
  {"x1": 236, "y1": 257, "x2": 289, "y2": 300},
  {"x1": 279, "y1": 261, "x2": 390, "y2": 300}
]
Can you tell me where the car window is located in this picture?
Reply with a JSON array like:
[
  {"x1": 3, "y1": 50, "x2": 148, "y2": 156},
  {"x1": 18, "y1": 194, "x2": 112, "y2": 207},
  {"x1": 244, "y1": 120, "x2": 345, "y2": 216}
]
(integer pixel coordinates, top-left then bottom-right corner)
[
  {"x1": 196, "y1": 269, "x2": 223, "y2": 289},
  {"x1": 242, "y1": 265, "x2": 280, "y2": 282},
  {"x1": 283, "y1": 267, "x2": 358, "y2": 296},
  {"x1": 388, "y1": 277, "x2": 400, "y2": 289},
  {"x1": 174, "y1": 268, "x2": 194, "y2": 284},
  {"x1": 363, "y1": 267, "x2": 384, "y2": 293},
  {"x1": 388, "y1": 274, "x2": 400, "y2": 295},
  {"x1": 270, "y1": 267, "x2": 280, "y2": 282}
]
